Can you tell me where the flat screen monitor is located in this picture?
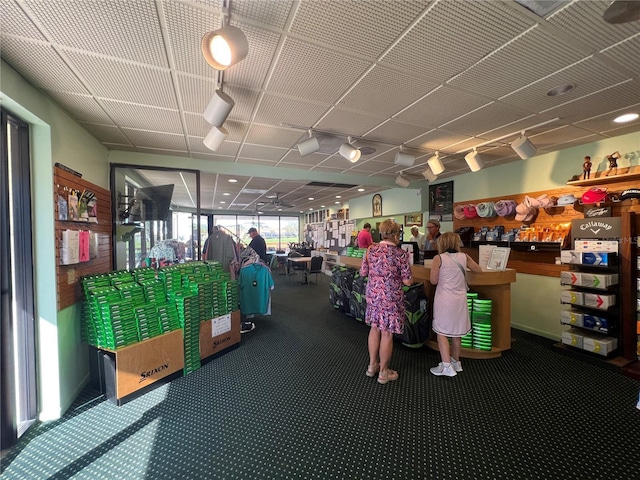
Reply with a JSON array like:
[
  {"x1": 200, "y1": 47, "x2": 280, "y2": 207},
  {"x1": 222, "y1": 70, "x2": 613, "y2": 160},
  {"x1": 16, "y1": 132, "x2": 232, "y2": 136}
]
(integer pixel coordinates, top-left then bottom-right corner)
[
  {"x1": 133, "y1": 184, "x2": 174, "y2": 221},
  {"x1": 400, "y1": 241, "x2": 420, "y2": 265}
]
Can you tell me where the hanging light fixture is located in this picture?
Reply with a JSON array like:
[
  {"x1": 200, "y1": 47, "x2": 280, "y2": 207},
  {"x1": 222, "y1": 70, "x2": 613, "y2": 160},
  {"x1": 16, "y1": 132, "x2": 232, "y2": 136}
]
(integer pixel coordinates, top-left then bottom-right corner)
[
  {"x1": 297, "y1": 130, "x2": 320, "y2": 156},
  {"x1": 511, "y1": 133, "x2": 537, "y2": 159},
  {"x1": 203, "y1": 89, "x2": 235, "y2": 127},
  {"x1": 339, "y1": 137, "x2": 361, "y2": 163},
  {"x1": 422, "y1": 167, "x2": 438, "y2": 182},
  {"x1": 395, "y1": 174, "x2": 410, "y2": 188},
  {"x1": 427, "y1": 152, "x2": 444, "y2": 175},
  {"x1": 465, "y1": 149, "x2": 484, "y2": 172},
  {"x1": 394, "y1": 147, "x2": 415, "y2": 167},
  {"x1": 203, "y1": 125, "x2": 228, "y2": 151},
  {"x1": 201, "y1": 25, "x2": 249, "y2": 70}
]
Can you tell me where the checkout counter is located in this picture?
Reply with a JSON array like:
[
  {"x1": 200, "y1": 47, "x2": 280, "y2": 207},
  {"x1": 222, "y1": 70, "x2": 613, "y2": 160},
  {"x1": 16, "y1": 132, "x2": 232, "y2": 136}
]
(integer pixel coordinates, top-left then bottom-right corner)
[{"x1": 339, "y1": 256, "x2": 516, "y2": 359}]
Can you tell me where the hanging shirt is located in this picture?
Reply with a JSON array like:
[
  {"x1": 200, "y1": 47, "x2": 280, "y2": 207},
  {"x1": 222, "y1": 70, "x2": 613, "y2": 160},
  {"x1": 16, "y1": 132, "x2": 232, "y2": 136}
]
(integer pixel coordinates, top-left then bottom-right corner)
[{"x1": 239, "y1": 263, "x2": 275, "y2": 315}]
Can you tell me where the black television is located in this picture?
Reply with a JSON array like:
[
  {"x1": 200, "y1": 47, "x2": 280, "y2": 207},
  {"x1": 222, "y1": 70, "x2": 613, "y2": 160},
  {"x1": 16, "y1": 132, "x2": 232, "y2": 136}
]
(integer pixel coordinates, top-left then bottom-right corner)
[
  {"x1": 400, "y1": 241, "x2": 420, "y2": 265},
  {"x1": 133, "y1": 184, "x2": 174, "y2": 221}
]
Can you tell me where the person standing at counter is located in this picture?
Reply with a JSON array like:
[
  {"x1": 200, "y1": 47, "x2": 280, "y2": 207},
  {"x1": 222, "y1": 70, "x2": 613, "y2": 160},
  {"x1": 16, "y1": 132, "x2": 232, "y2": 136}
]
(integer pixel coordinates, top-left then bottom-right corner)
[
  {"x1": 356, "y1": 223, "x2": 373, "y2": 249},
  {"x1": 429, "y1": 232, "x2": 482, "y2": 377},
  {"x1": 424, "y1": 219, "x2": 441, "y2": 251},
  {"x1": 360, "y1": 219, "x2": 413, "y2": 385},
  {"x1": 409, "y1": 226, "x2": 426, "y2": 251}
]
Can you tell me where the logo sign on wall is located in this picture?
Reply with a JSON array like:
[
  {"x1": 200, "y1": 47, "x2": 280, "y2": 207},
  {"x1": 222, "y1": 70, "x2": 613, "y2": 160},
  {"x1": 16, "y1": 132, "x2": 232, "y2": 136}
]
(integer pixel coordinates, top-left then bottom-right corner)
[
  {"x1": 571, "y1": 217, "x2": 621, "y2": 240},
  {"x1": 584, "y1": 206, "x2": 612, "y2": 218}
]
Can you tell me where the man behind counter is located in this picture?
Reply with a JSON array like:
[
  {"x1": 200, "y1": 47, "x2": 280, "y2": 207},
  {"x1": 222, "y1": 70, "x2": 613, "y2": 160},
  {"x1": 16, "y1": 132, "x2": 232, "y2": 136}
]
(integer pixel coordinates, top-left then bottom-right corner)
[{"x1": 424, "y1": 219, "x2": 441, "y2": 251}]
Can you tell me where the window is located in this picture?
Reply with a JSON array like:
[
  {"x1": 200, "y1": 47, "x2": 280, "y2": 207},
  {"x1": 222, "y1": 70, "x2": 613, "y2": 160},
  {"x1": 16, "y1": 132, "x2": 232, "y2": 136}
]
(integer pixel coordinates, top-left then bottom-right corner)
[{"x1": 212, "y1": 214, "x2": 299, "y2": 251}]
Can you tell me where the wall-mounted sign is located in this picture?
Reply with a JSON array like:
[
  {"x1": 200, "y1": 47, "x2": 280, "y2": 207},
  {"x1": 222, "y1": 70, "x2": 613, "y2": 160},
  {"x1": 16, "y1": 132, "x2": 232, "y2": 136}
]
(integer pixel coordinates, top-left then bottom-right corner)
[
  {"x1": 571, "y1": 217, "x2": 621, "y2": 240},
  {"x1": 429, "y1": 181, "x2": 453, "y2": 221}
]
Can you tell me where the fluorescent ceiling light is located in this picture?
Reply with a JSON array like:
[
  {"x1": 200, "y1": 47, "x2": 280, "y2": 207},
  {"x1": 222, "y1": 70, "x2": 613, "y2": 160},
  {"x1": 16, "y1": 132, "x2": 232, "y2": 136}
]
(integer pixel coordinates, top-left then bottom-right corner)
[{"x1": 614, "y1": 113, "x2": 639, "y2": 123}]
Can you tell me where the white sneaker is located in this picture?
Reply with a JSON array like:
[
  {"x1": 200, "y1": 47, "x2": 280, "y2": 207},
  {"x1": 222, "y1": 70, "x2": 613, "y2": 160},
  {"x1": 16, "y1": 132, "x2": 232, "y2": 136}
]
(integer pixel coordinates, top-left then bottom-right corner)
[
  {"x1": 430, "y1": 362, "x2": 457, "y2": 377},
  {"x1": 450, "y1": 358, "x2": 463, "y2": 373}
]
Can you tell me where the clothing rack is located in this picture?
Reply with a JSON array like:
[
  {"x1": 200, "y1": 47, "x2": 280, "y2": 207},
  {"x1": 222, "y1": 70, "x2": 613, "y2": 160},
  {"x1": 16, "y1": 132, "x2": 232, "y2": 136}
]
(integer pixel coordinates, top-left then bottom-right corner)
[{"x1": 215, "y1": 224, "x2": 244, "y2": 246}]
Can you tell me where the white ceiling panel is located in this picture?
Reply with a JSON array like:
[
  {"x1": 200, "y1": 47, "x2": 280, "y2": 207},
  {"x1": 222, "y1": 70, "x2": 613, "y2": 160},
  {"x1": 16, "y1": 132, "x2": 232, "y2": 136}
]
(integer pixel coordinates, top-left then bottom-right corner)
[
  {"x1": 44, "y1": 91, "x2": 112, "y2": 124},
  {"x1": 101, "y1": 100, "x2": 183, "y2": 134},
  {"x1": 239, "y1": 144, "x2": 287, "y2": 161},
  {"x1": 441, "y1": 102, "x2": 533, "y2": 137},
  {"x1": 245, "y1": 125, "x2": 301, "y2": 149},
  {"x1": 253, "y1": 94, "x2": 328, "y2": 127},
  {"x1": 79, "y1": 123, "x2": 131, "y2": 146},
  {"x1": 0, "y1": 0, "x2": 45, "y2": 38},
  {"x1": 315, "y1": 108, "x2": 386, "y2": 137},
  {"x1": 123, "y1": 129, "x2": 187, "y2": 151}
]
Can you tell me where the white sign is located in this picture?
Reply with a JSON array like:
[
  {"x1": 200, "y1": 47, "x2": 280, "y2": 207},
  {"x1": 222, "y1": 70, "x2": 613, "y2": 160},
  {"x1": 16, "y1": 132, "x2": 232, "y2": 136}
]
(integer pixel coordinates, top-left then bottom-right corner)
[{"x1": 211, "y1": 313, "x2": 232, "y2": 337}]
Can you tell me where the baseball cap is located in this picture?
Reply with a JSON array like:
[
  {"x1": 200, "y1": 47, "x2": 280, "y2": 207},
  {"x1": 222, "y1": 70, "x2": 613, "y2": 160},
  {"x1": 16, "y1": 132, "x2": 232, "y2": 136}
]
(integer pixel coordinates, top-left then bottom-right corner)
[
  {"x1": 247, "y1": 227, "x2": 257, "y2": 234},
  {"x1": 476, "y1": 202, "x2": 497, "y2": 218},
  {"x1": 463, "y1": 204, "x2": 478, "y2": 219},
  {"x1": 515, "y1": 203, "x2": 535, "y2": 222},
  {"x1": 581, "y1": 187, "x2": 608, "y2": 205},
  {"x1": 556, "y1": 194, "x2": 577, "y2": 206},
  {"x1": 495, "y1": 200, "x2": 516, "y2": 217},
  {"x1": 620, "y1": 188, "x2": 640, "y2": 201}
]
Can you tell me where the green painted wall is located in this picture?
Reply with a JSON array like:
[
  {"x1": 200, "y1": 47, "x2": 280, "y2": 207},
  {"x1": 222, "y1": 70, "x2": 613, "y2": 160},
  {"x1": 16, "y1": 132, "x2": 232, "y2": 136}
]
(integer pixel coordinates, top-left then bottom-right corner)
[{"x1": 1, "y1": 60, "x2": 109, "y2": 420}]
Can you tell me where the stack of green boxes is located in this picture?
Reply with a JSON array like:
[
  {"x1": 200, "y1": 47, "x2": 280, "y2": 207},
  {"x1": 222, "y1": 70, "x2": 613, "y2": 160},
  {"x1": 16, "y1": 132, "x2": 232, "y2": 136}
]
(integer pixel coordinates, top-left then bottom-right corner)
[
  {"x1": 462, "y1": 292, "x2": 478, "y2": 349},
  {"x1": 157, "y1": 302, "x2": 181, "y2": 334},
  {"x1": 224, "y1": 278, "x2": 239, "y2": 313},
  {"x1": 171, "y1": 290, "x2": 201, "y2": 375},
  {"x1": 134, "y1": 303, "x2": 162, "y2": 341},
  {"x1": 471, "y1": 298, "x2": 492, "y2": 351},
  {"x1": 117, "y1": 282, "x2": 146, "y2": 307}
]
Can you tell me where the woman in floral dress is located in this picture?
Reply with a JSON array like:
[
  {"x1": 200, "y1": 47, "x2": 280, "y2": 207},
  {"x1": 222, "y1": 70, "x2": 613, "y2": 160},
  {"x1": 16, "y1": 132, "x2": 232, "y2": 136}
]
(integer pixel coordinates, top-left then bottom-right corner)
[{"x1": 360, "y1": 219, "x2": 413, "y2": 384}]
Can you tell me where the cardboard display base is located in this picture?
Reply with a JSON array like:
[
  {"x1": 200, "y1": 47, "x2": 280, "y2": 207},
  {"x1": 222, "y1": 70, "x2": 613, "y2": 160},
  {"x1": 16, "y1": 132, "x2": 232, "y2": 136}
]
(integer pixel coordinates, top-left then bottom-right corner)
[{"x1": 200, "y1": 310, "x2": 241, "y2": 360}]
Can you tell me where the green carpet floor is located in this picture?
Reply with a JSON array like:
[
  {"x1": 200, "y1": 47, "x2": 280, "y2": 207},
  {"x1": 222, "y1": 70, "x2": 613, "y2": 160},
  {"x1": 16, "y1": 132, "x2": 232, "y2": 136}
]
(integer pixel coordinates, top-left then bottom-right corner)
[{"x1": 2, "y1": 275, "x2": 640, "y2": 479}]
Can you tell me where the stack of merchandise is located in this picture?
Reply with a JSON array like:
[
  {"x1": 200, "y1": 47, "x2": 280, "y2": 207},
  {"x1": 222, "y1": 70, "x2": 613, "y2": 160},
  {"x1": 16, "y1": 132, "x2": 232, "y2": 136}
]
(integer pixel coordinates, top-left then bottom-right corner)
[
  {"x1": 134, "y1": 303, "x2": 162, "y2": 341},
  {"x1": 349, "y1": 272, "x2": 368, "y2": 322},
  {"x1": 171, "y1": 290, "x2": 201, "y2": 375},
  {"x1": 471, "y1": 298, "x2": 493, "y2": 351},
  {"x1": 133, "y1": 267, "x2": 157, "y2": 283},
  {"x1": 346, "y1": 246, "x2": 355, "y2": 257},
  {"x1": 355, "y1": 248, "x2": 367, "y2": 258},
  {"x1": 223, "y1": 278, "x2": 239, "y2": 314},
  {"x1": 462, "y1": 292, "x2": 478, "y2": 349},
  {"x1": 140, "y1": 279, "x2": 167, "y2": 305},
  {"x1": 88, "y1": 286, "x2": 138, "y2": 349},
  {"x1": 107, "y1": 269, "x2": 136, "y2": 288},
  {"x1": 116, "y1": 282, "x2": 146, "y2": 307},
  {"x1": 157, "y1": 302, "x2": 181, "y2": 334},
  {"x1": 157, "y1": 267, "x2": 183, "y2": 293}
]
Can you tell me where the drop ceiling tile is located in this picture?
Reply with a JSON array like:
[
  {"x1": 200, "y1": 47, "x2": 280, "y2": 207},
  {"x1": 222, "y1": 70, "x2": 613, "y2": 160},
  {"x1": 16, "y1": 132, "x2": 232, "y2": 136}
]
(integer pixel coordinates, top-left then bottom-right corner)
[
  {"x1": 225, "y1": 120, "x2": 250, "y2": 143},
  {"x1": 1, "y1": 37, "x2": 89, "y2": 93},
  {"x1": 366, "y1": 121, "x2": 428, "y2": 145},
  {"x1": 316, "y1": 108, "x2": 386, "y2": 137},
  {"x1": 600, "y1": 34, "x2": 640, "y2": 78},
  {"x1": 136, "y1": 147, "x2": 190, "y2": 157},
  {"x1": 24, "y1": 0, "x2": 168, "y2": 66},
  {"x1": 62, "y1": 49, "x2": 178, "y2": 108},
  {"x1": 0, "y1": 0, "x2": 46, "y2": 38},
  {"x1": 441, "y1": 103, "x2": 532, "y2": 137},
  {"x1": 185, "y1": 113, "x2": 213, "y2": 138},
  {"x1": 448, "y1": 26, "x2": 586, "y2": 99},
  {"x1": 176, "y1": 74, "x2": 219, "y2": 115},
  {"x1": 222, "y1": 85, "x2": 261, "y2": 123},
  {"x1": 575, "y1": 103, "x2": 640, "y2": 133},
  {"x1": 192, "y1": 152, "x2": 237, "y2": 162},
  {"x1": 237, "y1": 158, "x2": 280, "y2": 167},
  {"x1": 101, "y1": 100, "x2": 183, "y2": 133},
  {"x1": 528, "y1": 125, "x2": 600, "y2": 148},
  {"x1": 253, "y1": 93, "x2": 329, "y2": 127},
  {"x1": 239, "y1": 144, "x2": 288, "y2": 161},
  {"x1": 230, "y1": 0, "x2": 293, "y2": 29},
  {"x1": 189, "y1": 136, "x2": 240, "y2": 156},
  {"x1": 267, "y1": 37, "x2": 370, "y2": 102},
  {"x1": 122, "y1": 129, "x2": 187, "y2": 151},
  {"x1": 43, "y1": 90, "x2": 112, "y2": 124},
  {"x1": 245, "y1": 125, "x2": 302, "y2": 149},
  {"x1": 382, "y1": 0, "x2": 536, "y2": 82},
  {"x1": 406, "y1": 130, "x2": 470, "y2": 152},
  {"x1": 79, "y1": 122, "x2": 131, "y2": 145},
  {"x1": 310, "y1": 165, "x2": 345, "y2": 174}
]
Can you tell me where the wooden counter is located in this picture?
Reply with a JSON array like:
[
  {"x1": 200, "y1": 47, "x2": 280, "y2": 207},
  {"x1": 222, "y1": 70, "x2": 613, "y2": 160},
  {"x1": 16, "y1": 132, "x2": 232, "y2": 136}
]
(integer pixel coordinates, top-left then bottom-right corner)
[{"x1": 340, "y1": 256, "x2": 516, "y2": 359}]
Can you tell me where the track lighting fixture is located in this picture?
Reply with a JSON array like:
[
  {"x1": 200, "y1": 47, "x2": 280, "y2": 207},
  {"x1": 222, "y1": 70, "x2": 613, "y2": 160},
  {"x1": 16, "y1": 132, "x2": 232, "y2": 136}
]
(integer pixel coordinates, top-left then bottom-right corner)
[
  {"x1": 395, "y1": 174, "x2": 410, "y2": 188},
  {"x1": 427, "y1": 152, "x2": 445, "y2": 175},
  {"x1": 511, "y1": 133, "x2": 537, "y2": 159},
  {"x1": 201, "y1": 25, "x2": 249, "y2": 70},
  {"x1": 203, "y1": 89, "x2": 235, "y2": 127},
  {"x1": 203, "y1": 125, "x2": 228, "y2": 151},
  {"x1": 422, "y1": 167, "x2": 438, "y2": 182},
  {"x1": 394, "y1": 148, "x2": 415, "y2": 167},
  {"x1": 339, "y1": 137, "x2": 361, "y2": 163},
  {"x1": 465, "y1": 149, "x2": 484, "y2": 172},
  {"x1": 297, "y1": 130, "x2": 320, "y2": 156}
]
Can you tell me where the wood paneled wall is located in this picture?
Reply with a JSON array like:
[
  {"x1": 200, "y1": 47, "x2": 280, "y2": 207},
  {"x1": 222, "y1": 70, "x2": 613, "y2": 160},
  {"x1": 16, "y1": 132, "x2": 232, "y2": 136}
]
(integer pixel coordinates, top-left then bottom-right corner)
[
  {"x1": 54, "y1": 166, "x2": 112, "y2": 310},
  {"x1": 452, "y1": 172, "x2": 640, "y2": 277}
]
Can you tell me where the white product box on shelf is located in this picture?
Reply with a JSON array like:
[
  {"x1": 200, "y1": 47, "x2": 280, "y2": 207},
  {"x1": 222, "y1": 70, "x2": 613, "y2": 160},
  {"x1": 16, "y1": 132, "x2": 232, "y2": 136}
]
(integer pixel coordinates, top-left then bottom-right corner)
[
  {"x1": 560, "y1": 309, "x2": 583, "y2": 327},
  {"x1": 562, "y1": 329, "x2": 585, "y2": 348},
  {"x1": 561, "y1": 251, "x2": 613, "y2": 266},
  {"x1": 580, "y1": 273, "x2": 618, "y2": 289},
  {"x1": 583, "y1": 293, "x2": 616, "y2": 309},
  {"x1": 583, "y1": 336, "x2": 617, "y2": 356},
  {"x1": 560, "y1": 271, "x2": 581, "y2": 286},
  {"x1": 561, "y1": 290, "x2": 584, "y2": 305},
  {"x1": 561, "y1": 250, "x2": 583, "y2": 264},
  {"x1": 574, "y1": 240, "x2": 619, "y2": 253}
]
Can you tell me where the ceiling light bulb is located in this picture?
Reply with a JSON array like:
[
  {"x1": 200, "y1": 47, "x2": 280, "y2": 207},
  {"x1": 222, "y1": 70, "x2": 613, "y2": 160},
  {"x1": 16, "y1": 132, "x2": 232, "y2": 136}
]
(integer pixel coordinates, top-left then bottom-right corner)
[
  {"x1": 614, "y1": 113, "x2": 639, "y2": 123},
  {"x1": 427, "y1": 153, "x2": 445, "y2": 175},
  {"x1": 202, "y1": 26, "x2": 249, "y2": 70},
  {"x1": 339, "y1": 143, "x2": 361, "y2": 163},
  {"x1": 395, "y1": 175, "x2": 410, "y2": 188}
]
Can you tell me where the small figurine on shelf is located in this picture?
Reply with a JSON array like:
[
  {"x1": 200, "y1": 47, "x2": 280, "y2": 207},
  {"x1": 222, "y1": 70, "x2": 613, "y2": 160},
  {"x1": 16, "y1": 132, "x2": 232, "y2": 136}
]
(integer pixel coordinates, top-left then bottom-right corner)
[
  {"x1": 605, "y1": 151, "x2": 620, "y2": 177},
  {"x1": 582, "y1": 156, "x2": 592, "y2": 180}
]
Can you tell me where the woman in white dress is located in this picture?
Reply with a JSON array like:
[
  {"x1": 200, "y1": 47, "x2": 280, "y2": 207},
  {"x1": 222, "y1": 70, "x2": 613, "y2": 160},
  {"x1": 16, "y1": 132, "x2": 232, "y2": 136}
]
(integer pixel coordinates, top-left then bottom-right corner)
[{"x1": 429, "y1": 232, "x2": 482, "y2": 377}]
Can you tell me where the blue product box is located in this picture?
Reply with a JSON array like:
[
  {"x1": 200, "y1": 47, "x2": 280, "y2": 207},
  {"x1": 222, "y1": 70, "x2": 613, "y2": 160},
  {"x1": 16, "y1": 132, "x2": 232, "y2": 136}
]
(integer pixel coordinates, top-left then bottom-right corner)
[
  {"x1": 582, "y1": 314, "x2": 610, "y2": 333},
  {"x1": 582, "y1": 252, "x2": 610, "y2": 266}
]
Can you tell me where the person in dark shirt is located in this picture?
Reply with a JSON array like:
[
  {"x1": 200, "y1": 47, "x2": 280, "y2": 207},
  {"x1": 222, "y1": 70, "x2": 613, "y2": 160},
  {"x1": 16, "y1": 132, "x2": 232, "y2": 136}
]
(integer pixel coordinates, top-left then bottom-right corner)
[{"x1": 247, "y1": 227, "x2": 268, "y2": 263}]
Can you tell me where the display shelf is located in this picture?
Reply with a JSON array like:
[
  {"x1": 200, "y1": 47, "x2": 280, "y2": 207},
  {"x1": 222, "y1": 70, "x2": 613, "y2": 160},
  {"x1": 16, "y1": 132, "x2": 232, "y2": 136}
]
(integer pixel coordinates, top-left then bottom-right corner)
[
  {"x1": 471, "y1": 241, "x2": 561, "y2": 253},
  {"x1": 566, "y1": 167, "x2": 640, "y2": 187}
]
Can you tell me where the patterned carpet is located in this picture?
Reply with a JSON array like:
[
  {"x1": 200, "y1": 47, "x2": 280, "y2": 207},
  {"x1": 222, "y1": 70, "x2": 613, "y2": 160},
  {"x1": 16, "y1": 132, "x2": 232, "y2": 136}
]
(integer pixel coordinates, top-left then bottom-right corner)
[{"x1": 2, "y1": 275, "x2": 640, "y2": 479}]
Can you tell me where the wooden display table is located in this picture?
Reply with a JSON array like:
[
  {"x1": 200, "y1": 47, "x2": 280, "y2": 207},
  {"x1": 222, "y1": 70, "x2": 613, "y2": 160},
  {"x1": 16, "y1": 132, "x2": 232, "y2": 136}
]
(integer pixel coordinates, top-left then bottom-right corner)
[
  {"x1": 340, "y1": 256, "x2": 516, "y2": 358},
  {"x1": 200, "y1": 310, "x2": 241, "y2": 361}
]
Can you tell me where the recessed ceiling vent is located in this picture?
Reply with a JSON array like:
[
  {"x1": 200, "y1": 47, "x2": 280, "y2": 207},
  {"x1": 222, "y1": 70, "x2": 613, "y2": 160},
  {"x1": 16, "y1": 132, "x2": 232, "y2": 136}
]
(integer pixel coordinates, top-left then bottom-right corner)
[{"x1": 306, "y1": 181, "x2": 359, "y2": 188}]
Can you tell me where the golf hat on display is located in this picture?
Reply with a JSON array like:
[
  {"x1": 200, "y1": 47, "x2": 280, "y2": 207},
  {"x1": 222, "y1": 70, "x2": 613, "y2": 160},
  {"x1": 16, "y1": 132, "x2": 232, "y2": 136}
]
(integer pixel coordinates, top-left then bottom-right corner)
[
  {"x1": 515, "y1": 202, "x2": 536, "y2": 222},
  {"x1": 581, "y1": 187, "x2": 608, "y2": 204},
  {"x1": 495, "y1": 200, "x2": 517, "y2": 217},
  {"x1": 463, "y1": 204, "x2": 478, "y2": 219},
  {"x1": 476, "y1": 202, "x2": 497, "y2": 218},
  {"x1": 620, "y1": 188, "x2": 640, "y2": 201},
  {"x1": 556, "y1": 194, "x2": 577, "y2": 206},
  {"x1": 454, "y1": 205, "x2": 466, "y2": 220}
]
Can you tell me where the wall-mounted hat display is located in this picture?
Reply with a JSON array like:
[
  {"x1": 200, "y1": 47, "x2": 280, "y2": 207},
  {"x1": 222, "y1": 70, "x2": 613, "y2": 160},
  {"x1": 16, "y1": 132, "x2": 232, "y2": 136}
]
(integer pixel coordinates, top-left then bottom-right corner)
[
  {"x1": 581, "y1": 187, "x2": 608, "y2": 204},
  {"x1": 620, "y1": 188, "x2": 640, "y2": 201}
]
